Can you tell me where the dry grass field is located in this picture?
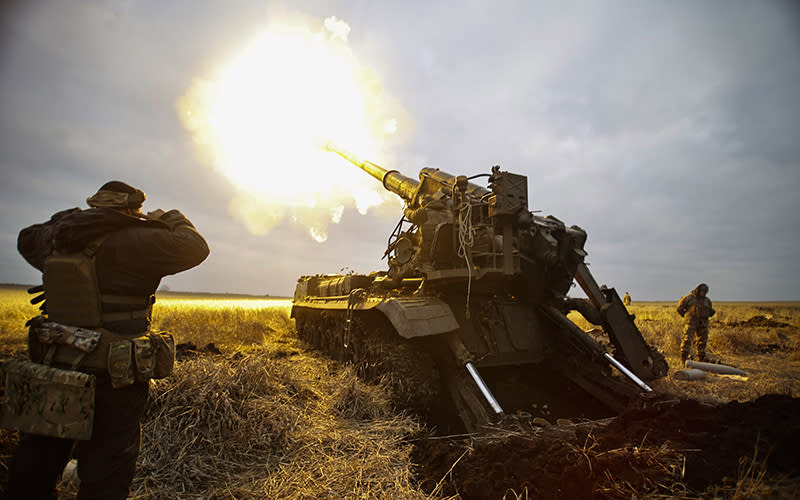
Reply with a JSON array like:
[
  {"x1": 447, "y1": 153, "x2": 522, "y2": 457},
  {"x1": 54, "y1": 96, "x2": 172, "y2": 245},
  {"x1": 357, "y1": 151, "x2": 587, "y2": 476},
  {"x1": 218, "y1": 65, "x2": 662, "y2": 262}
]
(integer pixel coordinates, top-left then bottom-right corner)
[
  {"x1": 570, "y1": 301, "x2": 800, "y2": 404},
  {"x1": 1, "y1": 286, "x2": 799, "y2": 499},
  {"x1": 0, "y1": 288, "x2": 430, "y2": 500}
]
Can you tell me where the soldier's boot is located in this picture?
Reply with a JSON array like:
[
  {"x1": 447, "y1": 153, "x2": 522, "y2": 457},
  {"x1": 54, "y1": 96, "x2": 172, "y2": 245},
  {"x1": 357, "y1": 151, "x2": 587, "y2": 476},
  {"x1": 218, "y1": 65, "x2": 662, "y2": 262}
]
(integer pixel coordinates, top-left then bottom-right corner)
[{"x1": 697, "y1": 351, "x2": 707, "y2": 362}]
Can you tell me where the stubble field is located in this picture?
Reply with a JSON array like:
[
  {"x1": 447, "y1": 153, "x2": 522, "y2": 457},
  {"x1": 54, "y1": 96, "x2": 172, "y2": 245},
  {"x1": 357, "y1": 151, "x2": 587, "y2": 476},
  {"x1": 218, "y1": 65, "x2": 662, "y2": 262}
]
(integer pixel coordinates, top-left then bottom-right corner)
[{"x1": 0, "y1": 286, "x2": 799, "y2": 499}]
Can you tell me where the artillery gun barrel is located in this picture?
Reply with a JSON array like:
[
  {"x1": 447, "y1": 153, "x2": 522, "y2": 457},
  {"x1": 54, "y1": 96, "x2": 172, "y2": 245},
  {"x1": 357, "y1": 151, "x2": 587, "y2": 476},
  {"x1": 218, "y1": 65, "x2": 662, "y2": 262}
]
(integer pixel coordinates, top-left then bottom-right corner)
[{"x1": 326, "y1": 143, "x2": 420, "y2": 203}]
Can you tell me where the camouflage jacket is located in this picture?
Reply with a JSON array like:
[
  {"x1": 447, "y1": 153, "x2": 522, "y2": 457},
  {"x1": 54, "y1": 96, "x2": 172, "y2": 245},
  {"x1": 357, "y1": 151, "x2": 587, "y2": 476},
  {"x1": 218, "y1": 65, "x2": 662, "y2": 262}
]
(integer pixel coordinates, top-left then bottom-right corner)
[
  {"x1": 18, "y1": 207, "x2": 209, "y2": 333},
  {"x1": 676, "y1": 288, "x2": 715, "y2": 325}
]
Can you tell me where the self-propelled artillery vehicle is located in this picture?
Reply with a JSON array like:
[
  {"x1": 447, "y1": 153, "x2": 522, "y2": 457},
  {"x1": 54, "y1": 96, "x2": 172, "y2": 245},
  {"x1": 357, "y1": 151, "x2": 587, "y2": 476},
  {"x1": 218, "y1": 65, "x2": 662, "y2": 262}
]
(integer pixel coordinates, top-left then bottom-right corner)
[{"x1": 291, "y1": 145, "x2": 668, "y2": 432}]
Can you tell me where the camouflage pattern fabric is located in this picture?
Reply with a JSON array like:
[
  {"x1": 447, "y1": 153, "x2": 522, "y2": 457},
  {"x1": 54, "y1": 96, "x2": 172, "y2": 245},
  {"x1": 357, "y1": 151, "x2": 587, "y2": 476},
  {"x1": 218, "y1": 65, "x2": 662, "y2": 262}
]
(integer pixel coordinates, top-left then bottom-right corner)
[
  {"x1": 31, "y1": 317, "x2": 103, "y2": 353},
  {"x1": 0, "y1": 359, "x2": 95, "y2": 440},
  {"x1": 149, "y1": 331, "x2": 175, "y2": 378},
  {"x1": 5, "y1": 375, "x2": 148, "y2": 500},
  {"x1": 85, "y1": 190, "x2": 134, "y2": 209},
  {"x1": 676, "y1": 294, "x2": 715, "y2": 326},
  {"x1": 28, "y1": 321, "x2": 175, "y2": 387},
  {"x1": 676, "y1": 284, "x2": 716, "y2": 361},
  {"x1": 682, "y1": 322, "x2": 710, "y2": 362},
  {"x1": 132, "y1": 332, "x2": 175, "y2": 381}
]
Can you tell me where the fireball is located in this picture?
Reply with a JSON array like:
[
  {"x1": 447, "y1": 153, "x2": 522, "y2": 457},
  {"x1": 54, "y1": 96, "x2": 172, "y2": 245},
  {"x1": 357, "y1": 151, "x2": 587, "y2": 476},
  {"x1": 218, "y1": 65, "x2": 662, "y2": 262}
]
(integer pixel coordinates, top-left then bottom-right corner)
[{"x1": 178, "y1": 16, "x2": 401, "y2": 241}]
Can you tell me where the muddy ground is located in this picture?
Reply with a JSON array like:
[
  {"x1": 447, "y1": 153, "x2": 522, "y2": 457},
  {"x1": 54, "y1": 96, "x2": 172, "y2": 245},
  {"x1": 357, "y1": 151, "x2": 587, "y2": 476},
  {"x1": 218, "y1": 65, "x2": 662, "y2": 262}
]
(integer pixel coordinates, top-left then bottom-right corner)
[{"x1": 412, "y1": 394, "x2": 800, "y2": 499}]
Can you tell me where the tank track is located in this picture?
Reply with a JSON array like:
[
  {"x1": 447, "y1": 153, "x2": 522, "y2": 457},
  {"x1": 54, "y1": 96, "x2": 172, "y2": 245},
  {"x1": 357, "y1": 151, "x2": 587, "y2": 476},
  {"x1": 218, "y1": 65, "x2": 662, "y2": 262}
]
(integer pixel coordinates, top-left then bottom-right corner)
[{"x1": 294, "y1": 307, "x2": 441, "y2": 417}]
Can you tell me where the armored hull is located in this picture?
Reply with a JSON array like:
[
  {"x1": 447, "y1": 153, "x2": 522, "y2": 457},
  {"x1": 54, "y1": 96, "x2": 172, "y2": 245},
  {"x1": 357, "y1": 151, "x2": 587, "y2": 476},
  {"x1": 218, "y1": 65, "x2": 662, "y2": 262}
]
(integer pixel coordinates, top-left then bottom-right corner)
[
  {"x1": 292, "y1": 272, "x2": 660, "y2": 432},
  {"x1": 292, "y1": 146, "x2": 667, "y2": 432}
]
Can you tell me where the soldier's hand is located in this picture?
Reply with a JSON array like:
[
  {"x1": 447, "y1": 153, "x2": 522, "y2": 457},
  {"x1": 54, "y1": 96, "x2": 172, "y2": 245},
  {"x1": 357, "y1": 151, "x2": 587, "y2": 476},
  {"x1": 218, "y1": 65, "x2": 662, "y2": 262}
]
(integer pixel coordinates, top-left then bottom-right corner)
[{"x1": 145, "y1": 209, "x2": 167, "y2": 220}]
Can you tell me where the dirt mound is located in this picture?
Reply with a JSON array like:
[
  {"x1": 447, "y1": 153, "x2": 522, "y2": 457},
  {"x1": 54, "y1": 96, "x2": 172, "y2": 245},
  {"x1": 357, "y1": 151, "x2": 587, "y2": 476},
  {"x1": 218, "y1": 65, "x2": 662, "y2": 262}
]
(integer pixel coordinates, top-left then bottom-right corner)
[
  {"x1": 730, "y1": 315, "x2": 791, "y2": 328},
  {"x1": 754, "y1": 342, "x2": 789, "y2": 353},
  {"x1": 603, "y1": 395, "x2": 800, "y2": 489},
  {"x1": 175, "y1": 341, "x2": 222, "y2": 360},
  {"x1": 412, "y1": 395, "x2": 800, "y2": 499}
]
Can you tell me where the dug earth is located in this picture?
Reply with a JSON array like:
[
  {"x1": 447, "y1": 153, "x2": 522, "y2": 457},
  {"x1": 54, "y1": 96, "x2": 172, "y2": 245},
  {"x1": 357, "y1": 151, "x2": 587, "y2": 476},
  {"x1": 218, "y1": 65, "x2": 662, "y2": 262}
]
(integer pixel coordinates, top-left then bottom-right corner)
[{"x1": 412, "y1": 394, "x2": 800, "y2": 499}]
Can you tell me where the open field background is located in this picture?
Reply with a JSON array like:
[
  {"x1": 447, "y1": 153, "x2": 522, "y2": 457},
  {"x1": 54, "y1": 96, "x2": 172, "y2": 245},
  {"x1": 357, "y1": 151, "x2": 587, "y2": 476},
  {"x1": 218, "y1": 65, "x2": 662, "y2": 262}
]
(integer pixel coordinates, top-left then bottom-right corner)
[
  {"x1": 570, "y1": 301, "x2": 800, "y2": 405},
  {"x1": 1, "y1": 286, "x2": 799, "y2": 499}
]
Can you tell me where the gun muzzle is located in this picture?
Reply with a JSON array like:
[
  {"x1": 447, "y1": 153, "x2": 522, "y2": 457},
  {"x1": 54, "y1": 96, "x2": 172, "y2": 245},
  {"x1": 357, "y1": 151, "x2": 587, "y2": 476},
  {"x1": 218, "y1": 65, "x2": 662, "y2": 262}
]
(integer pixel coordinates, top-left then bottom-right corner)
[{"x1": 326, "y1": 143, "x2": 420, "y2": 203}]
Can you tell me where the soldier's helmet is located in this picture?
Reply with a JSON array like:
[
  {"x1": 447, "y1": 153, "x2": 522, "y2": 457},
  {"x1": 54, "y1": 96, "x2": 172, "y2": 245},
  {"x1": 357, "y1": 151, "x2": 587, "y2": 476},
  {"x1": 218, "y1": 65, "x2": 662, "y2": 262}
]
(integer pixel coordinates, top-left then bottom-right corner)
[{"x1": 696, "y1": 283, "x2": 709, "y2": 294}]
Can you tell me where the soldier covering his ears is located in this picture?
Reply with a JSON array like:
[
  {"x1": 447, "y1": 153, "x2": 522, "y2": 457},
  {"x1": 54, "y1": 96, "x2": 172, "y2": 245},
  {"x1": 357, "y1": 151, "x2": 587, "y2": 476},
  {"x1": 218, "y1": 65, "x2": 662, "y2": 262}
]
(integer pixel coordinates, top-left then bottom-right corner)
[{"x1": 4, "y1": 181, "x2": 209, "y2": 500}]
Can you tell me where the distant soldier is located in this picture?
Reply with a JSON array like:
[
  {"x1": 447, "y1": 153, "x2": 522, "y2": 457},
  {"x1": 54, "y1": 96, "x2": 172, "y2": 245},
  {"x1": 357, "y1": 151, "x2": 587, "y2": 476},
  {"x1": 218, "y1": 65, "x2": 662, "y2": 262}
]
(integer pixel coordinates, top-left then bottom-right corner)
[
  {"x1": 622, "y1": 292, "x2": 631, "y2": 306},
  {"x1": 5, "y1": 181, "x2": 209, "y2": 500},
  {"x1": 676, "y1": 283, "x2": 716, "y2": 363}
]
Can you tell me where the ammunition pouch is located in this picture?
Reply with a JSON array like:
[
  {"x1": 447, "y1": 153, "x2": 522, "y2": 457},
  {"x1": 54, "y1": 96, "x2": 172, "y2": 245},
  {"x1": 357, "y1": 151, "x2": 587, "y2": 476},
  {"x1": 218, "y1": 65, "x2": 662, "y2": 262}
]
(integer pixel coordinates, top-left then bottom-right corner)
[
  {"x1": 0, "y1": 359, "x2": 95, "y2": 440},
  {"x1": 131, "y1": 332, "x2": 175, "y2": 382},
  {"x1": 27, "y1": 316, "x2": 175, "y2": 389}
]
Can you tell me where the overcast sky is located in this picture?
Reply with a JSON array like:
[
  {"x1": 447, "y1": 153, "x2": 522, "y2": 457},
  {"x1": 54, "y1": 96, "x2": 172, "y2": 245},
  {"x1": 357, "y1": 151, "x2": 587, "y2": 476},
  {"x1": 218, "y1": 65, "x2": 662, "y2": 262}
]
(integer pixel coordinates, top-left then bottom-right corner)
[{"x1": 1, "y1": 1, "x2": 798, "y2": 301}]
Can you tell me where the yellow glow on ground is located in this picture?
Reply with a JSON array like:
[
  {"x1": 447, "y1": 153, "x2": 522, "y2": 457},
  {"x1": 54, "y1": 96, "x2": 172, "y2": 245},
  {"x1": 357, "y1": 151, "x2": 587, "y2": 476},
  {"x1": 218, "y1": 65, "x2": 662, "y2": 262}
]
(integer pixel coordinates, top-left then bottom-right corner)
[
  {"x1": 157, "y1": 298, "x2": 293, "y2": 310},
  {"x1": 178, "y1": 16, "x2": 401, "y2": 242}
]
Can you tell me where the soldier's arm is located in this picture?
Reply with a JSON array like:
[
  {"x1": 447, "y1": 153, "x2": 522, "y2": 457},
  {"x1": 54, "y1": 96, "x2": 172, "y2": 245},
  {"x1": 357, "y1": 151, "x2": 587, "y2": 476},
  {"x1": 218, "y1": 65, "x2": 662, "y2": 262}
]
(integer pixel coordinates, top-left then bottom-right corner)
[
  {"x1": 113, "y1": 210, "x2": 209, "y2": 280},
  {"x1": 142, "y1": 209, "x2": 210, "y2": 275},
  {"x1": 676, "y1": 295, "x2": 690, "y2": 316},
  {"x1": 708, "y1": 299, "x2": 715, "y2": 317}
]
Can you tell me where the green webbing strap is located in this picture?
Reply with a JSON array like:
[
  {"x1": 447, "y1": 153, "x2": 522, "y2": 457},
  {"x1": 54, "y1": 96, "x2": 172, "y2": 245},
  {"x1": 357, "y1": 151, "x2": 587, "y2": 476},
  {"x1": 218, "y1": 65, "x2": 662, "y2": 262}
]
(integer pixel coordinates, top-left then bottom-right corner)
[
  {"x1": 101, "y1": 308, "x2": 151, "y2": 322},
  {"x1": 101, "y1": 295, "x2": 153, "y2": 305},
  {"x1": 100, "y1": 294, "x2": 153, "y2": 322},
  {"x1": 41, "y1": 344, "x2": 87, "y2": 371}
]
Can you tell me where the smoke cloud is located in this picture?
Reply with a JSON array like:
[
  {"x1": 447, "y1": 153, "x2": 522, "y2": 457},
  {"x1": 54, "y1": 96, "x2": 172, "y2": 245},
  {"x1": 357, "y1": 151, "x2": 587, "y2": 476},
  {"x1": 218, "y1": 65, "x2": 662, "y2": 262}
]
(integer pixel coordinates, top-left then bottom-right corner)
[{"x1": 176, "y1": 14, "x2": 406, "y2": 242}]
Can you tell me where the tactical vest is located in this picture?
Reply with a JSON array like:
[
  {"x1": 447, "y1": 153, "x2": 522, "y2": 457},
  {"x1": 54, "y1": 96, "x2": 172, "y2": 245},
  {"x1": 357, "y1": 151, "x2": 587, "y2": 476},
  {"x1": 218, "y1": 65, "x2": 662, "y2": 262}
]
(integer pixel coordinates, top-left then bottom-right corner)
[
  {"x1": 42, "y1": 235, "x2": 152, "y2": 328},
  {"x1": 35, "y1": 234, "x2": 174, "y2": 384}
]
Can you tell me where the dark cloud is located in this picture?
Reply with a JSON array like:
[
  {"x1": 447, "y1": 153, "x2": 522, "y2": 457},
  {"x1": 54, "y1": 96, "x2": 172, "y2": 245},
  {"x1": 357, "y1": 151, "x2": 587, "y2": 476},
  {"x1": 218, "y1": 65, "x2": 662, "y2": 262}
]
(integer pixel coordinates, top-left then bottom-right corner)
[{"x1": 1, "y1": 1, "x2": 798, "y2": 300}]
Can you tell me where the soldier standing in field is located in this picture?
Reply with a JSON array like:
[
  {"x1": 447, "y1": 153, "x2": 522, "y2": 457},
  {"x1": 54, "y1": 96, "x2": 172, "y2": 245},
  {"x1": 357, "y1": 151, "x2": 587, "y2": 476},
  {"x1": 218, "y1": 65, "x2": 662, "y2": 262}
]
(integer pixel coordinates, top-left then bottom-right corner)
[
  {"x1": 676, "y1": 283, "x2": 716, "y2": 364},
  {"x1": 623, "y1": 292, "x2": 631, "y2": 306},
  {"x1": 4, "y1": 181, "x2": 209, "y2": 500}
]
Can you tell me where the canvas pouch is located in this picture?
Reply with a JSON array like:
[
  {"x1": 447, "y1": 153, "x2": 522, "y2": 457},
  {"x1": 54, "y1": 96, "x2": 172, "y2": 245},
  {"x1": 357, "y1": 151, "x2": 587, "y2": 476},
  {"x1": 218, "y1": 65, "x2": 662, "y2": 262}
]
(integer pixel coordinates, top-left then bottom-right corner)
[
  {"x1": 132, "y1": 332, "x2": 175, "y2": 382},
  {"x1": 28, "y1": 318, "x2": 175, "y2": 388},
  {"x1": 108, "y1": 341, "x2": 135, "y2": 388},
  {"x1": 148, "y1": 332, "x2": 175, "y2": 379},
  {"x1": 0, "y1": 359, "x2": 95, "y2": 440}
]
